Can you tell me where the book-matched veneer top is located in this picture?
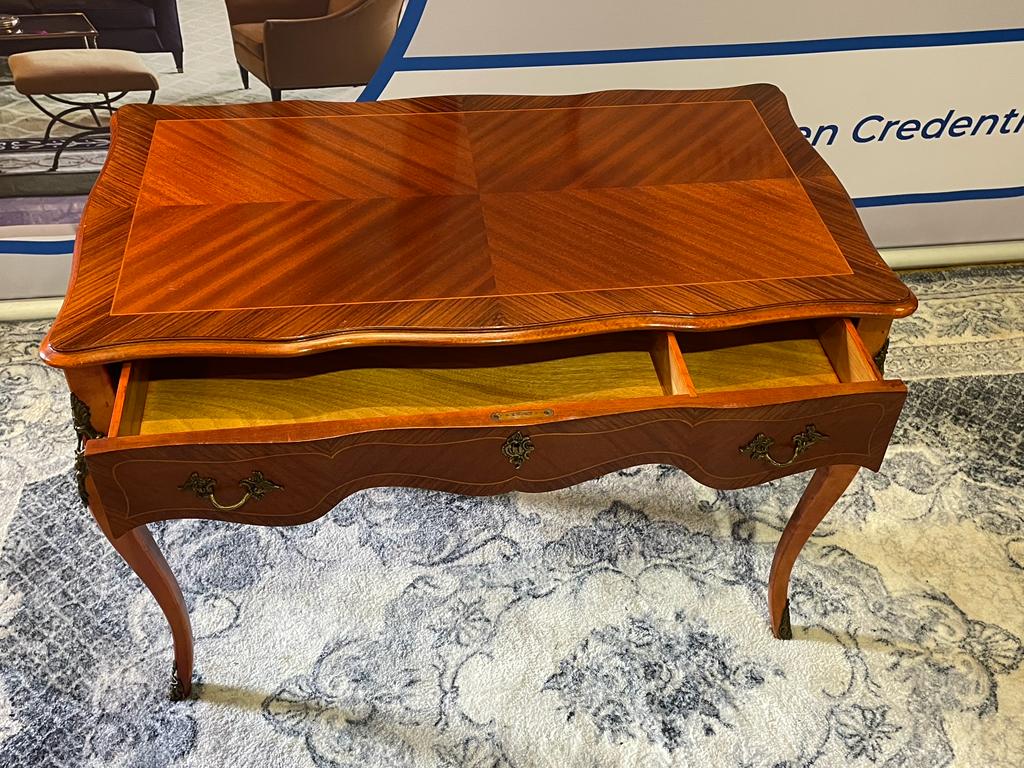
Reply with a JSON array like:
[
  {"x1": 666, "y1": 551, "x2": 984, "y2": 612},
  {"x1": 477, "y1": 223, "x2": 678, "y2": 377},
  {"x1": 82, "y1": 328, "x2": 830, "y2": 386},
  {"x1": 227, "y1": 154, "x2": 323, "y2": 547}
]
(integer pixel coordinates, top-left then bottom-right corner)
[{"x1": 42, "y1": 85, "x2": 916, "y2": 367}]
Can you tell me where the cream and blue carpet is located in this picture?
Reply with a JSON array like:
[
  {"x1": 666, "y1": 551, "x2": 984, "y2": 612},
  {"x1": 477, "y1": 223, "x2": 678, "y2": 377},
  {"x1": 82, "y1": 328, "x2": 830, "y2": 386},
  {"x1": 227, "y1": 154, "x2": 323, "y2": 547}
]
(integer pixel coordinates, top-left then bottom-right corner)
[{"x1": 0, "y1": 264, "x2": 1022, "y2": 767}]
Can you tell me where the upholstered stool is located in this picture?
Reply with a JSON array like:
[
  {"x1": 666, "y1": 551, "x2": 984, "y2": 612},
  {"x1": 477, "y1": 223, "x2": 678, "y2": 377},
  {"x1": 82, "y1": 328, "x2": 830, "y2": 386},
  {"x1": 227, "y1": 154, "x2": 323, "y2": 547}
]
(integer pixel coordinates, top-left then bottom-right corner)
[{"x1": 8, "y1": 49, "x2": 159, "y2": 172}]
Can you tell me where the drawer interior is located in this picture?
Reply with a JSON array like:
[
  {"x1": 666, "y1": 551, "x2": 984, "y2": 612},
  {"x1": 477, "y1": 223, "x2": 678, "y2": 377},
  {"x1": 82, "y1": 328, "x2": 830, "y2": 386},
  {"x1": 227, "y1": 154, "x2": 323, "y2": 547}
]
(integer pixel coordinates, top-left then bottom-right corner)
[
  {"x1": 109, "y1": 320, "x2": 881, "y2": 437},
  {"x1": 677, "y1": 319, "x2": 879, "y2": 394},
  {"x1": 113, "y1": 333, "x2": 674, "y2": 436}
]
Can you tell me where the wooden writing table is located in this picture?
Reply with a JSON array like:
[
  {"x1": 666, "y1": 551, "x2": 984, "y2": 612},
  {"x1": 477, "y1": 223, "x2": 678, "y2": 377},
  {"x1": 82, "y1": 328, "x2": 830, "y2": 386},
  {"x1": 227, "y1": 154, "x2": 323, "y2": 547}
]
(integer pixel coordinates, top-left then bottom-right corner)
[{"x1": 41, "y1": 86, "x2": 916, "y2": 700}]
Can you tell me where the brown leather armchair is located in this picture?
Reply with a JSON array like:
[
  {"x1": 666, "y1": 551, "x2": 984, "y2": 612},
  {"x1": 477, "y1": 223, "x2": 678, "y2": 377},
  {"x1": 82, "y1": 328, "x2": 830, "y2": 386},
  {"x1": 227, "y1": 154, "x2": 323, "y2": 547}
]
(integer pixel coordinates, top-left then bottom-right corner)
[{"x1": 225, "y1": 0, "x2": 403, "y2": 101}]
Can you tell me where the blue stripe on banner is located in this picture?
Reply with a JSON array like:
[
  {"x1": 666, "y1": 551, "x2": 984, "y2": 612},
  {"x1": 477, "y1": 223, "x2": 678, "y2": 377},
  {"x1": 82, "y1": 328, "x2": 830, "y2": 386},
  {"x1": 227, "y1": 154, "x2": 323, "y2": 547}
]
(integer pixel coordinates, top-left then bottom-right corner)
[
  {"x1": 855, "y1": 185, "x2": 1024, "y2": 208},
  {"x1": 396, "y1": 27, "x2": 1024, "y2": 71},
  {"x1": 359, "y1": 0, "x2": 430, "y2": 101},
  {"x1": 0, "y1": 239, "x2": 75, "y2": 255}
]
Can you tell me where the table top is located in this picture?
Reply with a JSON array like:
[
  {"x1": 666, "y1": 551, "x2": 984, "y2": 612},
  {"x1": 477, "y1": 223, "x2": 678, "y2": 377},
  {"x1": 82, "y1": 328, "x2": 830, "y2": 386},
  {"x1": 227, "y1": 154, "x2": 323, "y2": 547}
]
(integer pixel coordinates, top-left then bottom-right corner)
[
  {"x1": 42, "y1": 85, "x2": 916, "y2": 367},
  {"x1": 0, "y1": 13, "x2": 97, "y2": 40}
]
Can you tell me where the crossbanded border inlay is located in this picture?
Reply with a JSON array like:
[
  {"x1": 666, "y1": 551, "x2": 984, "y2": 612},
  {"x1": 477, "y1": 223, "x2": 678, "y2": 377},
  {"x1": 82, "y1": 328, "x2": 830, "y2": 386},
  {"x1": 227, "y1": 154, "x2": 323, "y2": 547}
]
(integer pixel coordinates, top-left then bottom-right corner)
[{"x1": 110, "y1": 99, "x2": 849, "y2": 315}]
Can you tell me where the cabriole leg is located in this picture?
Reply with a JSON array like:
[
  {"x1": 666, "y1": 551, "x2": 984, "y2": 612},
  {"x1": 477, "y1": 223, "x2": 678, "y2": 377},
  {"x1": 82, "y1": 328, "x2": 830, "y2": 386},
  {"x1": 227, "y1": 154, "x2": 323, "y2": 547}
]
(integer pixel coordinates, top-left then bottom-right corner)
[
  {"x1": 768, "y1": 464, "x2": 860, "y2": 639},
  {"x1": 105, "y1": 524, "x2": 194, "y2": 700},
  {"x1": 67, "y1": 369, "x2": 194, "y2": 700}
]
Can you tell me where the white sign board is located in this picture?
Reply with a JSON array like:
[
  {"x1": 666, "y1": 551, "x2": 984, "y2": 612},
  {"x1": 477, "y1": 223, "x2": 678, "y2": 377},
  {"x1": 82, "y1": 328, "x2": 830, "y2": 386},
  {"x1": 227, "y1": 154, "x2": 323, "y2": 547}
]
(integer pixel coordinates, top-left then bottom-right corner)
[{"x1": 361, "y1": 1, "x2": 1024, "y2": 248}]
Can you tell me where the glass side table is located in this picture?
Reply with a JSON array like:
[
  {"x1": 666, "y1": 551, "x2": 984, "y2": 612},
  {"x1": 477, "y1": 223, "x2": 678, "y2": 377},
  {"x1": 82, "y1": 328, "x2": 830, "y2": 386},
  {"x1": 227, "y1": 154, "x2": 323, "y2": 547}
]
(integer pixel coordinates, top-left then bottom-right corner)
[{"x1": 0, "y1": 12, "x2": 98, "y2": 53}]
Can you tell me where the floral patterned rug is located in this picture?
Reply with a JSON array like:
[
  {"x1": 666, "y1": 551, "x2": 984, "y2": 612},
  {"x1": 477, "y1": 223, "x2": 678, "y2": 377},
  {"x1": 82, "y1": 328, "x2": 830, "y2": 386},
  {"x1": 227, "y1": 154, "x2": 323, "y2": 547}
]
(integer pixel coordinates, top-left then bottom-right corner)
[{"x1": 1, "y1": 264, "x2": 1022, "y2": 767}]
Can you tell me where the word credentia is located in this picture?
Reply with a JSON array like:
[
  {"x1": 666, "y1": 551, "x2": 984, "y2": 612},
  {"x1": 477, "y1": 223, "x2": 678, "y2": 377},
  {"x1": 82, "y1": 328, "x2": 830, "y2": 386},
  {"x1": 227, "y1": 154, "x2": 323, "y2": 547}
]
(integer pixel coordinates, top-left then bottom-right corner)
[{"x1": 801, "y1": 107, "x2": 1023, "y2": 147}]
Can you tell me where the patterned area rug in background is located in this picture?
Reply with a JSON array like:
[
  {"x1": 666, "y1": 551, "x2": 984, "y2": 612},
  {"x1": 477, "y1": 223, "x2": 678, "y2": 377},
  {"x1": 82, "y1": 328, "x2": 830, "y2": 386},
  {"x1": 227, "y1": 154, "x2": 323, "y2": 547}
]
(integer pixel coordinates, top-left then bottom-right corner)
[
  {"x1": 0, "y1": 0, "x2": 361, "y2": 175},
  {"x1": 1, "y1": 264, "x2": 1023, "y2": 767}
]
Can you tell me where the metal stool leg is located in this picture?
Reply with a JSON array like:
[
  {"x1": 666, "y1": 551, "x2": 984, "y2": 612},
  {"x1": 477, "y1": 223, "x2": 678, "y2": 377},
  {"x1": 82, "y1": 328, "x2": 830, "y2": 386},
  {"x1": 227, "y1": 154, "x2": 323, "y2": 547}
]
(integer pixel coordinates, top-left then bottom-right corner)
[
  {"x1": 49, "y1": 127, "x2": 110, "y2": 172},
  {"x1": 24, "y1": 90, "x2": 155, "y2": 172}
]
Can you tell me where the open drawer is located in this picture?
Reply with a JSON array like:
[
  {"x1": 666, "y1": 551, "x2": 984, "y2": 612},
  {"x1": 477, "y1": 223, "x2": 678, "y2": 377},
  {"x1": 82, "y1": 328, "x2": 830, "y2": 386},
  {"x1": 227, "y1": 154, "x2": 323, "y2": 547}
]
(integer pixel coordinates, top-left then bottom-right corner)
[
  {"x1": 85, "y1": 319, "x2": 906, "y2": 534},
  {"x1": 106, "y1": 319, "x2": 885, "y2": 438},
  {"x1": 108, "y1": 332, "x2": 673, "y2": 437}
]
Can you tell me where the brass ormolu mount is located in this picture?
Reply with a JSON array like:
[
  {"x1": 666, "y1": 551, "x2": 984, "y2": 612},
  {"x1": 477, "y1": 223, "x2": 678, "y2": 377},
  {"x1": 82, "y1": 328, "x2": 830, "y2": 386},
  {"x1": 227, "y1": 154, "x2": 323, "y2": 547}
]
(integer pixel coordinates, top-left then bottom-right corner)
[{"x1": 71, "y1": 393, "x2": 104, "y2": 507}]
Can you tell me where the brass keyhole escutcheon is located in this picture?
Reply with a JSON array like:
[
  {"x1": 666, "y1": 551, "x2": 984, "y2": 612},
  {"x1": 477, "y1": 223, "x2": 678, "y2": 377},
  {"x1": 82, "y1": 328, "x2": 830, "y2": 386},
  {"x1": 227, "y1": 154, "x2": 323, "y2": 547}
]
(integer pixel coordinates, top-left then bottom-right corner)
[{"x1": 501, "y1": 431, "x2": 535, "y2": 469}]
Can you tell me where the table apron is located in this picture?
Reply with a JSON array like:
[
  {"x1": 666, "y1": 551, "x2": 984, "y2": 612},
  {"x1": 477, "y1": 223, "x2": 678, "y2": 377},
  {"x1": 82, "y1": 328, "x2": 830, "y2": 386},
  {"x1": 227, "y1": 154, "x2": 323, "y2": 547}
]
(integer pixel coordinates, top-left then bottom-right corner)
[{"x1": 86, "y1": 390, "x2": 906, "y2": 537}]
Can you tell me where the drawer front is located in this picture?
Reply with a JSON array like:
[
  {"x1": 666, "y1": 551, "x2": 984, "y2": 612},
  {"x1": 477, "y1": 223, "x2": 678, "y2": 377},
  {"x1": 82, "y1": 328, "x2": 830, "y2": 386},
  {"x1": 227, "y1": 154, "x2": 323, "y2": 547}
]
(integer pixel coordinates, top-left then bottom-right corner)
[{"x1": 86, "y1": 388, "x2": 905, "y2": 536}]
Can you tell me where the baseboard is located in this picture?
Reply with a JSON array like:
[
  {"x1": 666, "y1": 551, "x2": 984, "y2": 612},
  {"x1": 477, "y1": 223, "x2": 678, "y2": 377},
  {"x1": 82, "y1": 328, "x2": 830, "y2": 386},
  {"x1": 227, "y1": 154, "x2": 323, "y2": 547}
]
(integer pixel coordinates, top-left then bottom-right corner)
[
  {"x1": 880, "y1": 240, "x2": 1024, "y2": 270},
  {"x1": 0, "y1": 297, "x2": 63, "y2": 321},
  {"x1": 0, "y1": 242, "x2": 1021, "y2": 323}
]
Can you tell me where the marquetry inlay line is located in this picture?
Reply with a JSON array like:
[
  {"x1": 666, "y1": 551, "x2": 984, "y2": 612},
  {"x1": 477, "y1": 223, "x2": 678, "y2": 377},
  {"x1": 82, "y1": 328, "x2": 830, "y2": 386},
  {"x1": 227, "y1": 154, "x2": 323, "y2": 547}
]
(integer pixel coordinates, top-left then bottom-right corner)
[
  {"x1": 110, "y1": 405, "x2": 891, "y2": 521},
  {"x1": 748, "y1": 106, "x2": 847, "y2": 266},
  {"x1": 108, "y1": 277, "x2": 857, "y2": 315},
  {"x1": 109, "y1": 400, "x2": 887, "y2": 468},
  {"x1": 118, "y1": 441, "x2": 884, "y2": 520}
]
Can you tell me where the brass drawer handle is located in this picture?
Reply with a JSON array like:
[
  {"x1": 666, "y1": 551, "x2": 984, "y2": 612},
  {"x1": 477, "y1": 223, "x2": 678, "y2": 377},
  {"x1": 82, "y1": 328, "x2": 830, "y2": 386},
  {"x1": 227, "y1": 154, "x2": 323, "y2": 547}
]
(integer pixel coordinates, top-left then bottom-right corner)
[
  {"x1": 740, "y1": 425, "x2": 828, "y2": 468},
  {"x1": 501, "y1": 431, "x2": 535, "y2": 469},
  {"x1": 179, "y1": 471, "x2": 283, "y2": 511}
]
